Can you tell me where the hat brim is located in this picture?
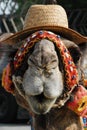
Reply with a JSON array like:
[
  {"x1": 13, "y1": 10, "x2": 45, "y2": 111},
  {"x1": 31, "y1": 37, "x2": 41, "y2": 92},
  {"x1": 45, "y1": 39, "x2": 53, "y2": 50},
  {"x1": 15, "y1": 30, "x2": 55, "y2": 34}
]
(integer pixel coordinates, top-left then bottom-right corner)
[{"x1": 0, "y1": 26, "x2": 87, "y2": 45}]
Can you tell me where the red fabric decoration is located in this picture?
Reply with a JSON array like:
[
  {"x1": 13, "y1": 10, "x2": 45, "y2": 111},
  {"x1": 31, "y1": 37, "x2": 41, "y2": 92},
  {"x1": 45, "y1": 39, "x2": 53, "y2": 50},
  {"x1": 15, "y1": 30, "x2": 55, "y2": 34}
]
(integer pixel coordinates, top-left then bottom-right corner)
[
  {"x1": 2, "y1": 30, "x2": 87, "y2": 117},
  {"x1": 84, "y1": 79, "x2": 87, "y2": 87},
  {"x1": 2, "y1": 63, "x2": 14, "y2": 93},
  {"x1": 13, "y1": 30, "x2": 78, "y2": 90},
  {"x1": 67, "y1": 85, "x2": 87, "y2": 117}
]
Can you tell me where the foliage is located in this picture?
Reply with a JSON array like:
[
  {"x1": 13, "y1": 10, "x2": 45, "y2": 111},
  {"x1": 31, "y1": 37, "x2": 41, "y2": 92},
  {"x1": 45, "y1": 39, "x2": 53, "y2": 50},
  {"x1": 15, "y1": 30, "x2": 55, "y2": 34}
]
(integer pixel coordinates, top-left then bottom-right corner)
[
  {"x1": 58, "y1": 0, "x2": 87, "y2": 9},
  {"x1": 15, "y1": 0, "x2": 42, "y2": 16},
  {"x1": 0, "y1": 0, "x2": 87, "y2": 16}
]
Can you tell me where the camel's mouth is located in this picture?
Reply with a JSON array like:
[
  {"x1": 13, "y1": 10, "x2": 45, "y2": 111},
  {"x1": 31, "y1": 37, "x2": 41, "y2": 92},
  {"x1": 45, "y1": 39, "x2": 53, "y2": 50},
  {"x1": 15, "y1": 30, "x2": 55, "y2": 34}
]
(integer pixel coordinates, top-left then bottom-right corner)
[
  {"x1": 26, "y1": 93, "x2": 57, "y2": 114},
  {"x1": 35, "y1": 93, "x2": 48, "y2": 103}
]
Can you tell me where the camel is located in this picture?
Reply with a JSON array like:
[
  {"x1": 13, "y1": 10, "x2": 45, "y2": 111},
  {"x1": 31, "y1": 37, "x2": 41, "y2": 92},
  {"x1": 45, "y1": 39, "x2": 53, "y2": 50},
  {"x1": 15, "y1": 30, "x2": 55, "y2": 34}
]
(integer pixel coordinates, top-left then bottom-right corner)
[
  {"x1": 0, "y1": 1, "x2": 87, "y2": 130},
  {"x1": 0, "y1": 31, "x2": 87, "y2": 130}
]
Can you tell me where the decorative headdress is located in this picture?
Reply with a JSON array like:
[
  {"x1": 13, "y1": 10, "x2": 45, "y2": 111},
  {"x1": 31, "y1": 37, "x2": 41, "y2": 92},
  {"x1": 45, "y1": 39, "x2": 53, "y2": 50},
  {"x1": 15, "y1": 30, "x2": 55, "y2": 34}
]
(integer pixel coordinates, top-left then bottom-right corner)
[
  {"x1": 0, "y1": 0, "x2": 87, "y2": 118},
  {"x1": 2, "y1": 30, "x2": 87, "y2": 117}
]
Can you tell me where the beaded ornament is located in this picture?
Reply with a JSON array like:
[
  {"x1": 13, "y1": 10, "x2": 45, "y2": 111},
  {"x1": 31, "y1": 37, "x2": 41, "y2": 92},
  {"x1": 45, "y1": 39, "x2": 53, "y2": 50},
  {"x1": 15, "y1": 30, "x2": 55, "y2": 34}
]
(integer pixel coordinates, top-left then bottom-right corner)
[{"x1": 2, "y1": 30, "x2": 87, "y2": 117}]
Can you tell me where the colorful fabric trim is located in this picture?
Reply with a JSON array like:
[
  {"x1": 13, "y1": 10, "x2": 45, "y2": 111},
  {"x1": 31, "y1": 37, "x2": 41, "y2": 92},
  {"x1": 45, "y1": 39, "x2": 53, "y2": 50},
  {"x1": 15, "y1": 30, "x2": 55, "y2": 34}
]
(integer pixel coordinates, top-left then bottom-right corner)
[
  {"x1": 2, "y1": 63, "x2": 14, "y2": 93},
  {"x1": 67, "y1": 85, "x2": 87, "y2": 117},
  {"x1": 2, "y1": 30, "x2": 87, "y2": 117},
  {"x1": 84, "y1": 79, "x2": 87, "y2": 87},
  {"x1": 13, "y1": 30, "x2": 78, "y2": 90}
]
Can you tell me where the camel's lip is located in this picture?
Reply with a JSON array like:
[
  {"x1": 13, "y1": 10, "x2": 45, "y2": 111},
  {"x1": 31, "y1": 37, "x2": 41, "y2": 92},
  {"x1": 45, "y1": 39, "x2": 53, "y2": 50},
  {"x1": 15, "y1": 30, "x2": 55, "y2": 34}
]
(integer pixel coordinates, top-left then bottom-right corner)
[
  {"x1": 26, "y1": 93, "x2": 57, "y2": 114},
  {"x1": 33, "y1": 93, "x2": 51, "y2": 103}
]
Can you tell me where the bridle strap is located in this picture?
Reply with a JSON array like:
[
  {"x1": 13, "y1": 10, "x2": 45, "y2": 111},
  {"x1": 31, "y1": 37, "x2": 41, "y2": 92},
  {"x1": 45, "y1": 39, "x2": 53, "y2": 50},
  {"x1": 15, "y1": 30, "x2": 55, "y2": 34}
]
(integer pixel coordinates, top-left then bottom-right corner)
[
  {"x1": 2, "y1": 30, "x2": 78, "y2": 106},
  {"x1": 14, "y1": 30, "x2": 78, "y2": 90},
  {"x1": 2, "y1": 30, "x2": 87, "y2": 117}
]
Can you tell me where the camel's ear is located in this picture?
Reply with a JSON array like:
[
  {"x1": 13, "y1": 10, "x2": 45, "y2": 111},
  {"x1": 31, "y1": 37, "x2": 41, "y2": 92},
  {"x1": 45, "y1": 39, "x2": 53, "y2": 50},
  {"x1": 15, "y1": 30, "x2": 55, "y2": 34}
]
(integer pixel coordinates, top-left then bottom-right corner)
[
  {"x1": 68, "y1": 46, "x2": 82, "y2": 64},
  {"x1": 78, "y1": 42, "x2": 87, "y2": 52},
  {"x1": 62, "y1": 39, "x2": 82, "y2": 64}
]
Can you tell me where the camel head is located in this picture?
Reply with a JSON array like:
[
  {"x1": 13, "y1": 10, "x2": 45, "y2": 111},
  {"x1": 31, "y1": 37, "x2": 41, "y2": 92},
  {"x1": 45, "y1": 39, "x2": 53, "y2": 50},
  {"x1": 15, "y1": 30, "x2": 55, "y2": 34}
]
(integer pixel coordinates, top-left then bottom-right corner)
[
  {"x1": 22, "y1": 39, "x2": 63, "y2": 114},
  {"x1": 1, "y1": 1, "x2": 87, "y2": 118},
  {"x1": 1, "y1": 30, "x2": 82, "y2": 115}
]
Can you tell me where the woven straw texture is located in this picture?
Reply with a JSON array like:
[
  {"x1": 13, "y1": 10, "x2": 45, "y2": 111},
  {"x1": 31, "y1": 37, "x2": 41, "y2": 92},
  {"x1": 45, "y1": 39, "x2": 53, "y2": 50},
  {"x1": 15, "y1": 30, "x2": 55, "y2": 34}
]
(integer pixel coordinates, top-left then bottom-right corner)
[
  {"x1": 24, "y1": 5, "x2": 68, "y2": 29},
  {"x1": 0, "y1": 4, "x2": 87, "y2": 45}
]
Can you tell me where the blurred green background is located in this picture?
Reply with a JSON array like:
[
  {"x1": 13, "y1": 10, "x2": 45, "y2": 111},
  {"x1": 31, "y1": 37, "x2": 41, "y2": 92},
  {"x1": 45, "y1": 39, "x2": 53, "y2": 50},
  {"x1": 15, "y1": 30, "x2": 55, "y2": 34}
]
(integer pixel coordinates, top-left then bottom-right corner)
[{"x1": 0, "y1": 0, "x2": 87, "y2": 35}]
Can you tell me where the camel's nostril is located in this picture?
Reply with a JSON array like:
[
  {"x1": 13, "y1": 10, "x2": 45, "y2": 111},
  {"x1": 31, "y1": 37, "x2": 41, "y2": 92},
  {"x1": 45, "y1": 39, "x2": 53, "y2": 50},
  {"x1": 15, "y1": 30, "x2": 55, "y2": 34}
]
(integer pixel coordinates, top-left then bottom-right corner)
[{"x1": 34, "y1": 93, "x2": 46, "y2": 103}]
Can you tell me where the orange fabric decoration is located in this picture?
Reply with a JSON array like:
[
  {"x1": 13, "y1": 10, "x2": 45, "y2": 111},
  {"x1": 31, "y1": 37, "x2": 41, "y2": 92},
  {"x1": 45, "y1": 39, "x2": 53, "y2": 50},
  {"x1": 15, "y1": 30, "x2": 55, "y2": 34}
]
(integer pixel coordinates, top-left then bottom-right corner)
[
  {"x1": 13, "y1": 30, "x2": 78, "y2": 90},
  {"x1": 67, "y1": 85, "x2": 87, "y2": 117},
  {"x1": 84, "y1": 79, "x2": 87, "y2": 87},
  {"x1": 2, "y1": 30, "x2": 87, "y2": 117},
  {"x1": 2, "y1": 63, "x2": 14, "y2": 94}
]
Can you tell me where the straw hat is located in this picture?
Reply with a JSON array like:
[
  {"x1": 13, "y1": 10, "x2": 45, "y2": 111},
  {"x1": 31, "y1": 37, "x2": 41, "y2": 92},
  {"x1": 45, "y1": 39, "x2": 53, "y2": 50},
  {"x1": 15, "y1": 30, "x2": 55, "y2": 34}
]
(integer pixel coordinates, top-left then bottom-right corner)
[{"x1": 0, "y1": 4, "x2": 87, "y2": 45}]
